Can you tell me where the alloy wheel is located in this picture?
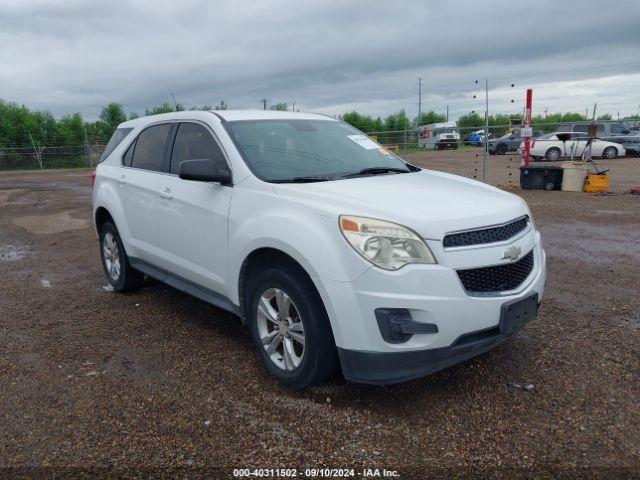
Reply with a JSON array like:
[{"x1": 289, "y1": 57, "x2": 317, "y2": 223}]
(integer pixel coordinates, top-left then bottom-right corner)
[
  {"x1": 102, "y1": 232, "x2": 121, "y2": 281},
  {"x1": 256, "y1": 288, "x2": 305, "y2": 371}
]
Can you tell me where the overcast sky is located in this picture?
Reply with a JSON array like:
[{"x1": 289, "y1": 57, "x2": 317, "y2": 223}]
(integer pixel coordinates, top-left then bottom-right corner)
[{"x1": 1, "y1": 0, "x2": 639, "y2": 121}]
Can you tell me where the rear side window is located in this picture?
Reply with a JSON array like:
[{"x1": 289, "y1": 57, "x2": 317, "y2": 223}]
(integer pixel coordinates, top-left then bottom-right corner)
[
  {"x1": 170, "y1": 123, "x2": 226, "y2": 174},
  {"x1": 130, "y1": 124, "x2": 172, "y2": 172},
  {"x1": 100, "y1": 128, "x2": 133, "y2": 162}
]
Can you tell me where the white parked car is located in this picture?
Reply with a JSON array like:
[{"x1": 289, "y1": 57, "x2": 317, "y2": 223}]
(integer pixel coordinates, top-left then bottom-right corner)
[
  {"x1": 519, "y1": 132, "x2": 625, "y2": 161},
  {"x1": 93, "y1": 110, "x2": 546, "y2": 388}
]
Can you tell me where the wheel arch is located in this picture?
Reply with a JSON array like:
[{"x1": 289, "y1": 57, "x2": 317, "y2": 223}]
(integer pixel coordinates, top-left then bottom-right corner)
[
  {"x1": 236, "y1": 244, "x2": 347, "y2": 343},
  {"x1": 238, "y1": 247, "x2": 318, "y2": 323},
  {"x1": 93, "y1": 179, "x2": 134, "y2": 256},
  {"x1": 94, "y1": 206, "x2": 114, "y2": 235}
]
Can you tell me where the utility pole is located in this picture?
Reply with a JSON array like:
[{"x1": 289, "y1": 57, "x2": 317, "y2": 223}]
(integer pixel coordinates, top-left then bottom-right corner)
[
  {"x1": 592, "y1": 103, "x2": 597, "y2": 121},
  {"x1": 417, "y1": 78, "x2": 422, "y2": 125},
  {"x1": 261, "y1": 99, "x2": 267, "y2": 110},
  {"x1": 446, "y1": 105, "x2": 449, "y2": 122}
]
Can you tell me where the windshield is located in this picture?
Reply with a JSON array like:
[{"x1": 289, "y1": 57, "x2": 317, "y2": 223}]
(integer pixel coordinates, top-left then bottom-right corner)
[
  {"x1": 224, "y1": 119, "x2": 410, "y2": 182},
  {"x1": 435, "y1": 127, "x2": 457, "y2": 134}
]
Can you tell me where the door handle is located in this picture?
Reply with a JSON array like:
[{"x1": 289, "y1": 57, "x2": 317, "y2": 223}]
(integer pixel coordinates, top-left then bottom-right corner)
[
  {"x1": 118, "y1": 174, "x2": 126, "y2": 186},
  {"x1": 159, "y1": 187, "x2": 173, "y2": 200}
]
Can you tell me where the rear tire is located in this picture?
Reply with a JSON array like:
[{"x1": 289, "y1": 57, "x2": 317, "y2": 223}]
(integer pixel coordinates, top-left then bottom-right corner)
[
  {"x1": 545, "y1": 147, "x2": 561, "y2": 161},
  {"x1": 603, "y1": 146, "x2": 617, "y2": 159},
  {"x1": 247, "y1": 262, "x2": 339, "y2": 389},
  {"x1": 99, "y1": 221, "x2": 144, "y2": 292}
]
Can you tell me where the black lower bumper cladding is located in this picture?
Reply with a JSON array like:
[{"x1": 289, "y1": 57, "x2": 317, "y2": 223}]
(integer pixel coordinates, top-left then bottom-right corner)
[{"x1": 339, "y1": 294, "x2": 539, "y2": 385}]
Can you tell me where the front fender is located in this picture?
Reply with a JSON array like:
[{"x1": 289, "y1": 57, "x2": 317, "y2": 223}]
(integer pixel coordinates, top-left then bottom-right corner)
[
  {"x1": 227, "y1": 191, "x2": 373, "y2": 346},
  {"x1": 228, "y1": 207, "x2": 370, "y2": 299}
]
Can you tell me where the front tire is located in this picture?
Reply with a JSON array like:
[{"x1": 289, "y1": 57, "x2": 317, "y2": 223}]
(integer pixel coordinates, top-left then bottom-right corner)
[
  {"x1": 247, "y1": 262, "x2": 338, "y2": 389},
  {"x1": 603, "y1": 146, "x2": 617, "y2": 159},
  {"x1": 99, "y1": 221, "x2": 144, "y2": 292}
]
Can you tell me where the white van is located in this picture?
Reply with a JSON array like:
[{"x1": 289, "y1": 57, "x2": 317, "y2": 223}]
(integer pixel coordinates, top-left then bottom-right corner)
[
  {"x1": 93, "y1": 110, "x2": 545, "y2": 389},
  {"x1": 418, "y1": 122, "x2": 460, "y2": 150}
]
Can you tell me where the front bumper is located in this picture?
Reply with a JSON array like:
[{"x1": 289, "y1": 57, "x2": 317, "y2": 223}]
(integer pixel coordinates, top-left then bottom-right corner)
[
  {"x1": 318, "y1": 230, "x2": 546, "y2": 384},
  {"x1": 339, "y1": 293, "x2": 538, "y2": 384}
]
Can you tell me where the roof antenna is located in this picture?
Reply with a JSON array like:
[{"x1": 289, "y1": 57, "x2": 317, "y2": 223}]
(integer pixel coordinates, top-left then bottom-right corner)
[{"x1": 171, "y1": 92, "x2": 178, "y2": 111}]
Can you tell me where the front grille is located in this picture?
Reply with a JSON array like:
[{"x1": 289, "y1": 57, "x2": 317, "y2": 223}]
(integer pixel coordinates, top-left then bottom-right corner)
[
  {"x1": 443, "y1": 216, "x2": 529, "y2": 248},
  {"x1": 457, "y1": 250, "x2": 534, "y2": 294}
]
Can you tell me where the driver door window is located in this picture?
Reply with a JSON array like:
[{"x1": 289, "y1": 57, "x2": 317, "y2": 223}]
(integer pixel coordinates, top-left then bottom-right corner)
[{"x1": 170, "y1": 123, "x2": 226, "y2": 174}]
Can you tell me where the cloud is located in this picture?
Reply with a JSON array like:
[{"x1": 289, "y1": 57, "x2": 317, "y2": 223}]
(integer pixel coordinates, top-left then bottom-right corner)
[{"x1": 0, "y1": 0, "x2": 639, "y2": 120}]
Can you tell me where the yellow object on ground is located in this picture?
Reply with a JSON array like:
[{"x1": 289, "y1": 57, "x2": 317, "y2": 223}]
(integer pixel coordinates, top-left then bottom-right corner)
[{"x1": 584, "y1": 174, "x2": 610, "y2": 193}]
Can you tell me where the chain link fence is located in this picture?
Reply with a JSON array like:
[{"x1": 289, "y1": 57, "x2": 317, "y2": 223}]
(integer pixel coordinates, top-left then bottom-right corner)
[
  {"x1": 0, "y1": 143, "x2": 107, "y2": 170},
  {"x1": 0, "y1": 121, "x2": 640, "y2": 186}
]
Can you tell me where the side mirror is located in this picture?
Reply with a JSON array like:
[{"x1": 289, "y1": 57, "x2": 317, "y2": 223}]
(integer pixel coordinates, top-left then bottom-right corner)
[{"x1": 179, "y1": 159, "x2": 232, "y2": 185}]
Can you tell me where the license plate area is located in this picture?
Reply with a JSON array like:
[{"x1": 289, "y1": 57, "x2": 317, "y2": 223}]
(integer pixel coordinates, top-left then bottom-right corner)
[{"x1": 499, "y1": 293, "x2": 539, "y2": 335}]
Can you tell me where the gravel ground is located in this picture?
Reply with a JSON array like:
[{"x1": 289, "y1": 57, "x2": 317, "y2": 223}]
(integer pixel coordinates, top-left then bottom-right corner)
[{"x1": 1, "y1": 153, "x2": 639, "y2": 478}]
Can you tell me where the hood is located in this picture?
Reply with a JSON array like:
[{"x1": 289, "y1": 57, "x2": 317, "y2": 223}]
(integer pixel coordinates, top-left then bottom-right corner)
[{"x1": 273, "y1": 170, "x2": 528, "y2": 240}]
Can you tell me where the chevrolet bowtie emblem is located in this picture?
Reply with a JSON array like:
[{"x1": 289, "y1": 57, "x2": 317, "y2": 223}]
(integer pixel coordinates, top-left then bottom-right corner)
[{"x1": 502, "y1": 246, "x2": 521, "y2": 261}]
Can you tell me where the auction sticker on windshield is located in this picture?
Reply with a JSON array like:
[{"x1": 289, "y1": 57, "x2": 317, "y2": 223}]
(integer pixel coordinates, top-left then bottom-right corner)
[{"x1": 347, "y1": 134, "x2": 379, "y2": 149}]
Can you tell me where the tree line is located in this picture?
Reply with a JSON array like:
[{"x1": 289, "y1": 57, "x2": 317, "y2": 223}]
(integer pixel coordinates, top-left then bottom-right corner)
[
  {"x1": 0, "y1": 99, "x2": 230, "y2": 148},
  {"x1": 1, "y1": 98, "x2": 638, "y2": 150},
  {"x1": 341, "y1": 109, "x2": 640, "y2": 134}
]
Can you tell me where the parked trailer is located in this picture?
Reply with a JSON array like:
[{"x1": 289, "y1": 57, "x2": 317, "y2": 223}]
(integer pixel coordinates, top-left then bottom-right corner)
[{"x1": 418, "y1": 122, "x2": 460, "y2": 150}]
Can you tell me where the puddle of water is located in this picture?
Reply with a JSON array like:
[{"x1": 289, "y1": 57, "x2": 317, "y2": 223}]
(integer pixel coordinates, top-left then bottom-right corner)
[
  {"x1": 594, "y1": 210, "x2": 625, "y2": 215},
  {"x1": 13, "y1": 211, "x2": 89, "y2": 235},
  {"x1": 0, "y1": 245, "x2": 27, "y2": 262},
  {"x1": 45, "y1": 182, "x2": 92, "y2": 195}
]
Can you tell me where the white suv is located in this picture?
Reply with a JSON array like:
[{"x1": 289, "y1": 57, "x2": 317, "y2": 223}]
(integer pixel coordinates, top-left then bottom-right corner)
[{"x1": 93, "y1": 110, "x2": 546, "y2": 389}]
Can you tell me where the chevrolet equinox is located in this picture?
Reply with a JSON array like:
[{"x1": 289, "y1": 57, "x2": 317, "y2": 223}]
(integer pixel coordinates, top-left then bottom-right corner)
[{"x1": 92, "y1": 110, "x2": 546, "y2": 389}]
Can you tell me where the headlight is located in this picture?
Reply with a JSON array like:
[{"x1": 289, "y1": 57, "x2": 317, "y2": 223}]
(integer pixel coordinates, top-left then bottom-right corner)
[{"x1": 339, "y1": 215, "x2": 436, "y2": 270}]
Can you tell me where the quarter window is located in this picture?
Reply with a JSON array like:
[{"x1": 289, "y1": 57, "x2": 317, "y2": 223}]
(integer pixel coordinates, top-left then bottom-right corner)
[
  {"x1": 170, "y1": 123, "x2": 226, "y2": 174},
  {"x1": 101, "y1": 128, "x2": 133, "y2": 162},
  {"x1": 130, "y1": 124, "x2": 172, "y2": 172}
]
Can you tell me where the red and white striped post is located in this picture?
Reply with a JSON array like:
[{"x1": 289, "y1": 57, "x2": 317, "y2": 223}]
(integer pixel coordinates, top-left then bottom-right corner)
[{"x1": 522, "y1": 89, "x2": 533, "y2": 165}]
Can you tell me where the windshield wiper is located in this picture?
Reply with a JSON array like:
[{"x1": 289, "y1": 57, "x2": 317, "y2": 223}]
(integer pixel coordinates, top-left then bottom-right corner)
[
  {"x1": 272, "y1": 175, "x2": 335, "y2": 183},
  {"x1": 341, "y1": 167, "x2": 410, "y2": 179}
]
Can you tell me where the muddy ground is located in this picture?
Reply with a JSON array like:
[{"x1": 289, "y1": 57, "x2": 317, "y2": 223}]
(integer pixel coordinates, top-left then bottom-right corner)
[{"x1": 1, "y1": 152, "x2": 639, "y2": 478}]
